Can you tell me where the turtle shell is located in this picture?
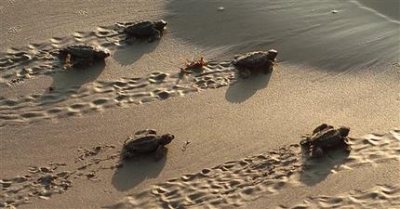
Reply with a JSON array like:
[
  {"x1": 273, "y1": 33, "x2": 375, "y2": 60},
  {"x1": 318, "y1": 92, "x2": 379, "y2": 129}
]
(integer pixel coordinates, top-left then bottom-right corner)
[
  {"x1": 233, "y1": 51, "x2": 272, "y2": 70},
  {"x1": 64, "y1": 45, "x2": 97, "y2": 58},
  {"x1": 124, "y1": 21, "x2": 155, "y2": 36},
  {"x1": 123, "y1": 135, "x2": 161, "y2": 154},
  {"x1": 310, "y1": 129, "x2": 347, "y2": 148}
]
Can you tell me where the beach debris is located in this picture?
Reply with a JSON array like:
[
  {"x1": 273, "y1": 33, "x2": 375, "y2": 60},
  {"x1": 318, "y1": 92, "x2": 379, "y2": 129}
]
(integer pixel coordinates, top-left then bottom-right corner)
[
  {"x1": 123, "y1": 20, "x2": 167, "y2": 42},
  {"x1": 121, "y1": 129, "x2": 174, "y2": 161},
  {"x1": 180, "y1": 56, "x2": 207, "y2": 75},
  {"x1": 181, "y1": 140, "x2": 191, "y2": 152},
  {"x1": 300, "y1": 123, "x2": 351, "y2": 158},
  {"x1": 232, "y1": 49, "x2": 278, "y2": 78},
  {"x1": 331, "y1": 9, "x2": 338, "y2": 14},
  {"x1": 58, "y1": 45, "x2": 110, "y2": 68},
  {"x1": 217, "y1": 6, "x2": 225, "y2": 11}
]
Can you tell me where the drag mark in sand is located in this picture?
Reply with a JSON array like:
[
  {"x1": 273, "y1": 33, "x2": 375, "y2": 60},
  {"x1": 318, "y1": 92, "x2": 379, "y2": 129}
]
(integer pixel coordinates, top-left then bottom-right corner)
[
  {"x1": 279, "y1": 184, "x2": 400, "y2": 209},
  {"x1": 0, "y1": 21, "x2": 149, "y2": 85},
  {"x1": 0, "y1": 62, "x2": 236, "y2": 127},
  {"x1": 1, "y1": 130, "x2": 398, "y2": 208},
  {"x1": 108, "y1": 130, "x2": 400, "y2": 209},
  {"x1": 0, "y1": 145, "x2": 119, "y2": 209}
]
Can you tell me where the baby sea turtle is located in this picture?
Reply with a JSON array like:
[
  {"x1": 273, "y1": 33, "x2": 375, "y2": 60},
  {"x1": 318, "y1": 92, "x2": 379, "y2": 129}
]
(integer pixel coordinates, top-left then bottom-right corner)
[
  {"x1": 58, "y1": 45, "x2": 110, "y2": 68},
  {"x1": 232, "y1": 49, "x2": 278, "y2": 78},
  {"x1": 121, "y1": 129, "x2": 174, "y2": 160},
  {"x1": 300, "y1": 123, "x2": 351, "y2": 158},
  {"x1": 123, "y1": 20, "x2": 167, "y2": 42}
]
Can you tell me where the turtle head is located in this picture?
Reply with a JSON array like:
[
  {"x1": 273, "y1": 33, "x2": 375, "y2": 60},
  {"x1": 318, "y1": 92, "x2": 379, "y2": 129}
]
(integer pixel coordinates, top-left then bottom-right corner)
[
  {"x1": 338, "y1": 126, "x2": 350, "y2": 137},
  {"x1": 154, "y1": 20, "x2": 168, "y2": 31},
  {"x1": 267, "y1": 49, "x2": 278, "y2": 61},
  {"x1": 159, "y1": 134, "x2": 174, "y2": 145}
]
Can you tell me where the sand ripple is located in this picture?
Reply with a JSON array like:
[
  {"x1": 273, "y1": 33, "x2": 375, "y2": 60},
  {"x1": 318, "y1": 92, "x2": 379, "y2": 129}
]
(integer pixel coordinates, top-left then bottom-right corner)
[
  {"x1": 107, "y1": 130, "x2": 400, "y2": 209},
  {"x1": 280, "y1": 184, "x2": 400, "y2": 209},
  {"x1": 0, "y1": 62, "x2": 235, "y2": 127},
  {"x1": 0, "y1": 21, "x2": 147, "y2": 86},
  {"x1": 2, "y1": 130, "x2": 398, "y2": 208}
]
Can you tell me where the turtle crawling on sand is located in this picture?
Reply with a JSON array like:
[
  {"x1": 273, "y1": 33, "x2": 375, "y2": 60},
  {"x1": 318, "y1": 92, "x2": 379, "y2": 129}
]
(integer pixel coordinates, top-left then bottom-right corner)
[
  {"x1": 58, "y1": 45, "x2": 110, "y2": 68},
  {"x1": 232, "y1": 49, "x2": 278, "y2": 78},
  {"x1": 123, "y1": 20, "x2": 167, "y2": 42},
  {"x1": 121, "y1": 129, "x2": 174, "y2": 160},
  {"x1": 300, "y1": 124, "x2": 351, "y2": 158}
]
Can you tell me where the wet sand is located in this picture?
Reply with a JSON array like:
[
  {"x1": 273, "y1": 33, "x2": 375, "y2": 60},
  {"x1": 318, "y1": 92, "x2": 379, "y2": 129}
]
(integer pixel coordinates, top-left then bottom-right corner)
[{"x1": 0, "y1": 0, "x2": 399, "y2": 208}]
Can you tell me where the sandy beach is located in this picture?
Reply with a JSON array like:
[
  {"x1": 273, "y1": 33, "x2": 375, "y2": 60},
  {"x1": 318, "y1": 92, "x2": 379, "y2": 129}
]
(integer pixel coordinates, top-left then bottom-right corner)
[{"x1": 1, "y1": 0, "x2": 399, "y2": 208}]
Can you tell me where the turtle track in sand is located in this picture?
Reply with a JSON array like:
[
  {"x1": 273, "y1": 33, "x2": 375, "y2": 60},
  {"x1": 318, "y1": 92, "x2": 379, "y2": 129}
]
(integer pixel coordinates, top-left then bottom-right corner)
[
  {"x1": 1, "y1": 130, "x2": 398, "y2": 208},
  {"x1": 279, "y1": 184, "x2": 400, "y2": 209},
  {"x1": 0, "y1": 20, "x2": 175, "y2": 86},
  {"x1": 107, "y1": 130, "x2": 399, "y2": 209},
  {"x1": 0, "y1": 62, "x2": 236, "y2": 127},
  {"x1": 0, "y1": 23, "x2": 121, "y2": 85},
  {"x1": 0, "y1": 20, "x2": 241, "y2": 127}
]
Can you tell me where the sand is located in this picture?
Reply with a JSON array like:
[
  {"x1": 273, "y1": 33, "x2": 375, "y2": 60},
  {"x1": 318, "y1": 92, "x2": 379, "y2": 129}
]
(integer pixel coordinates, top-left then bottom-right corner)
[{"x1": 1, "y1": 0, "x2": 399, "y2": 208}]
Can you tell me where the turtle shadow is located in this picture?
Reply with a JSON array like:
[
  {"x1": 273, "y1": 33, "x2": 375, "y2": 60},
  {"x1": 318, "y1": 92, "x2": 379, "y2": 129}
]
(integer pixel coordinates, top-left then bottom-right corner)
[
  {"x1": 111, "y1": 149, "x2": 168, "y2": 191},
  {"x1": 113, "y1": 40, "x2": 160, "y2": 66},
  {"x1": 39, "y1": 61, "x2": 106, "y2": 105},
  {"x1": 299, "y1": 148, "x2": 350, "y2": 186},
  {"x1": 225, "y1": 72, "x2": 271, "y2": 103}
]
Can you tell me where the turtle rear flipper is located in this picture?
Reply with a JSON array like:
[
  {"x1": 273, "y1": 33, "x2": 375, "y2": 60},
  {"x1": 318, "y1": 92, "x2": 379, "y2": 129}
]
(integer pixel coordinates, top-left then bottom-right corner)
[
  {"x1": 121, "y1": 149, "x2": 137, "y2": 160},
  {"x1": 311, "y1": 146, "x2": 324, "y2": 158},
  {"x1": 239, "y1": 69, "x2": 251, "y2": 79},
  {"x1": 300, "y1": 137, "x2": 311, "y2": 147}
]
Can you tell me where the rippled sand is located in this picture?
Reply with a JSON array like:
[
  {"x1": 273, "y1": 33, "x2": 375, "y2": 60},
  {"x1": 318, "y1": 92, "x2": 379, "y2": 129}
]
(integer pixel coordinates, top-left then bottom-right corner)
[{"x1": 0, "y1": 0, "x2": 399, "y2": 208}]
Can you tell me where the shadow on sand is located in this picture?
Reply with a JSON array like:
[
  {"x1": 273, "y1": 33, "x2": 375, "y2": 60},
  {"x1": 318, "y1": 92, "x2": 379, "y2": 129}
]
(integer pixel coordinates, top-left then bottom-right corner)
[
  {"x1": 39, "y1": 61, "x2": 106, "y2": 105},
  {"x1": 113, "y1": 40, "x2": 160, "y2": 66},
  {"x1": 111, "y1": 150, "x2": 168, "y2": 191},
  {"x1": 299, "y1": 149, "x2": 350, "y2": 186},
  {"x1": 225, "y1": 72, "x2": 271, "y2": 103}
]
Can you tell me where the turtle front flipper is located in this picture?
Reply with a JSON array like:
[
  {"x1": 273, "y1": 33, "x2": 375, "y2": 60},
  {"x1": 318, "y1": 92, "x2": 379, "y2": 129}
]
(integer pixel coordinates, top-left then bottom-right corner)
[
  {"x1": 154, "y1": 146, "x2": 166, "y2": 161},
  {"x1": 264, "y1": 61, "x2": 274, "y2": 74},
  {"x1": 148, "y1": 30, "x2": 161, "y2": 43}
]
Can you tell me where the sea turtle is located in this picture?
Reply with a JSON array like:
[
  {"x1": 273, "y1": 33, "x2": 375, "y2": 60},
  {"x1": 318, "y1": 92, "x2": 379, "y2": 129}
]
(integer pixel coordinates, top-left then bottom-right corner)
[
  {"x1": 123, "y1": 20, "x2": 167, "y2": 42},
  {"x1": 300, "y1": 124, "x2": 351, "y2": 158},
  {"x1": 58, "y1": 45, "x2": 110, "y2": 68},
  {"x1": 232, "y1": 49, "x2": 278, "y2": 78},
  {"x1": 121, "y1": 129, "x2": 174, "y2": 160}
]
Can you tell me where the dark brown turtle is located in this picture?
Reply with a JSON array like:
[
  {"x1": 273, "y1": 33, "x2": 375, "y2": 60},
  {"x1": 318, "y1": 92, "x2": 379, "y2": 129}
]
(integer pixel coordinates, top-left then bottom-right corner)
[
  {"x1": 300, "y1": 123, "x2": 351, "y2": 158},
  {"x1": 121, "y1": 129, "x2": 174, "y2": 160},
  {"x1": 58, "y1": 45, "x2": 110, "y2": 68},
  {"x1": 232, "y1": 49, "x2": 278, "y2": 78},
  {"x1": 123, "y1": 20, "x2": 167, "y2": 42}
]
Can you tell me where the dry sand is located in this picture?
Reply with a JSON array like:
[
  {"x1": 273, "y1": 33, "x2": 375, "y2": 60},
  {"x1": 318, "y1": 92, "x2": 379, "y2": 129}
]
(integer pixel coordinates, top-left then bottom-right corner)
[{"x1": 1, "y1": 0, "x2": 399, "y2": 208}]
